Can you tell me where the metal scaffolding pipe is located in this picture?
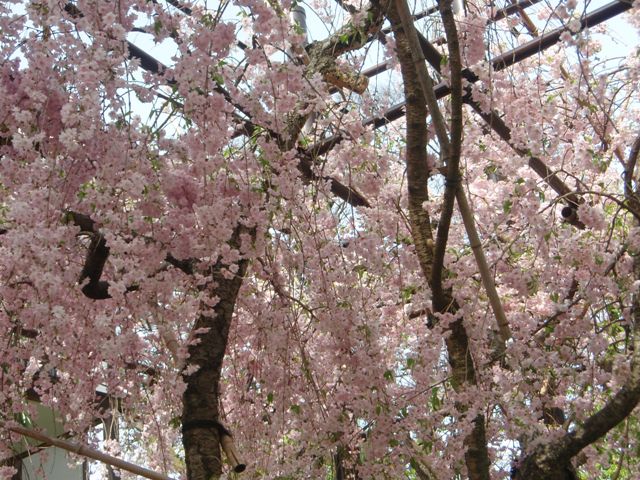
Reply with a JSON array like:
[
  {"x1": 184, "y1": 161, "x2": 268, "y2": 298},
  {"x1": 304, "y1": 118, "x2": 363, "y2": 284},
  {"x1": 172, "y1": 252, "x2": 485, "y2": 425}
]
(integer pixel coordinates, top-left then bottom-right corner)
[
  {"x1": 4, "y1": 423, "x2": 172, "y2": 480},
  {"x1": 354, "y1": 0, "x2": 543, "y2": 85},
  {"x1": 311, "y1": 0, "x2": 633, "y2": 156}
]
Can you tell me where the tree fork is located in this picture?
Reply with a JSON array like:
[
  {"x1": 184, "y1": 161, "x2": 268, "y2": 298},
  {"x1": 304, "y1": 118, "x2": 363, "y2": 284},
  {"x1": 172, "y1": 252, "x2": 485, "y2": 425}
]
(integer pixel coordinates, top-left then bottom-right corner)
[
  {"x1": 512, "y1": 136, "x2": 640, "y2": 480},
  {"x1": 387, "y1": 2, "x2": 491, "y2": 478}
]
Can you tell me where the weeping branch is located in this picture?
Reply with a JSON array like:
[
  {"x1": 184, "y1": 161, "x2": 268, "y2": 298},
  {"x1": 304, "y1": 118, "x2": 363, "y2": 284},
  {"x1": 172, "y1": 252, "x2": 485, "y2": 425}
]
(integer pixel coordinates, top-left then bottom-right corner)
[
  {"x1": 409, "y1": 26, "x2": 584, "y2": 230},
  {"x1": 310, "y1": 2, "x2": 634, "y2": 221},
  {"x1": 62, "y1": 3, "x2": 368, "y2": 209},
  {"x1": 513, "y1": 253, "x2": 640, "y2": 479},
  {"x1": 513, "y1": 127, "x2": 640, "y2": 479},
  {"x1": 464, "y1": 102, "x2": 585, "y2": 228},
  {"x1": 180, "y1": 1, "x2": 391, "y2": 476}
]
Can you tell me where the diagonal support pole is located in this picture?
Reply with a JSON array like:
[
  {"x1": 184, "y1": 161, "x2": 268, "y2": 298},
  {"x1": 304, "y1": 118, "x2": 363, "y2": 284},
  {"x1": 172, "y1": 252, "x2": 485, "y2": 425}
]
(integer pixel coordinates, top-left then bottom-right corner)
[
  {"x1": 4, "y1": 423, "x2": 172, "y2": 480},
  {"x1": 394, "y1": 0, "x2": 511, "y2": 341}
]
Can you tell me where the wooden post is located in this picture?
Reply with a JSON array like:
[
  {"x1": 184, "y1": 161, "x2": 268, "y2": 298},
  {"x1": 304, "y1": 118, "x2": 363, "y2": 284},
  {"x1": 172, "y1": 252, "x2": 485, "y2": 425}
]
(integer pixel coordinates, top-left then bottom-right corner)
[{"x1": 220, "y1": 433, "x2": 246, "y2": 473}]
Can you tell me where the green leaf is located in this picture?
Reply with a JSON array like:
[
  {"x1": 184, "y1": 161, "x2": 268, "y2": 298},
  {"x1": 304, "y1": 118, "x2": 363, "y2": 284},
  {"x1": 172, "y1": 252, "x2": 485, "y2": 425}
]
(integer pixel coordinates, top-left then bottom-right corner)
[
  {"x1": 353, "y1": 264, "x2": 367, "y2": 278},
  {"x1": 401, "y1": 285, "x2": 416, "y2": 302},
  {"x1": 16, "y1": 412, "x2": 33, "y2": 428},
  {"x1": 210, "y1": 71, "x2": 224, "y2": 86},
  {"x1": 153, "y1": 19, "x2": 163, "y2": 35},
  {"x1": 430, "y1": 387, "x2": 441, "y2": 410}
]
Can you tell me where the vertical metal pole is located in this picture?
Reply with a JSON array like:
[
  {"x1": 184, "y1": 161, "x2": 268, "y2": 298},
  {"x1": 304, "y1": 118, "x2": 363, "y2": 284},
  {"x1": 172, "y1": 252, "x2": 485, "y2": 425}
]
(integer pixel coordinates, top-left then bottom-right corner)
[
  {"x1": 290, "y1": 5, "x2": 308, "y2": 41},
  {"x1": 103, "y1": 397, "x2": 121, "y2": 480},
  {"x1": 289, "y1": 6, "x2": 315, "y2": 135}
]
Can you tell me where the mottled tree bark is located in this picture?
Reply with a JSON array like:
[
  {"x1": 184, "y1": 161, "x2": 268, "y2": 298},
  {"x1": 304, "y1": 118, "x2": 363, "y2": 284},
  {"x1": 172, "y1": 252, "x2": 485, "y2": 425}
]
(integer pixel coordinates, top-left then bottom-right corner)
[
  {"x1": 387, "y1": 3, "x2": 490, "y2": 479},
  {"x1": 181, "y1": 227, "x2": 252, "y2": 480}
]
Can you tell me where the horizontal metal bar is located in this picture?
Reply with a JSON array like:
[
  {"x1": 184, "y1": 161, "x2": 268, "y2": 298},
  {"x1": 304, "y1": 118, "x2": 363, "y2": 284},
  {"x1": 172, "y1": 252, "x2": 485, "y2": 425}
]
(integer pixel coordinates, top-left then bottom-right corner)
[{"x1": 310, "y1": 0, "x2": 632, "y2": 156}]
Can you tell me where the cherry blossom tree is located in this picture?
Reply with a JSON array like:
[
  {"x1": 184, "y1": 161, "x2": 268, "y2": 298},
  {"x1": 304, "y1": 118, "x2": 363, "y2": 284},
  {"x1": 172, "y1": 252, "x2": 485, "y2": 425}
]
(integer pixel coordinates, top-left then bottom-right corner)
[{"x1": 1, "y1": 0, "x2": 640, "y2": 479}]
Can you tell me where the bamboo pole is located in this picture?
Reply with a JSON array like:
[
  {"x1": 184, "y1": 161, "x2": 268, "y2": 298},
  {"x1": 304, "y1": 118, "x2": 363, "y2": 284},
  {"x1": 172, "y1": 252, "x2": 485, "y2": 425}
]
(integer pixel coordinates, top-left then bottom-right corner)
[
  {"x1": 455, "y1": 188, "x2": 512, "y2": 341},
  {"x1": 4, "y1": 423, "x2": 172, "y2": 480},
  {"x1": 220, "y1": 433, "x2": 246, "y2": 473},
  {"x1": 394, "y1": 0, "x2": 511, "y2": 342}
]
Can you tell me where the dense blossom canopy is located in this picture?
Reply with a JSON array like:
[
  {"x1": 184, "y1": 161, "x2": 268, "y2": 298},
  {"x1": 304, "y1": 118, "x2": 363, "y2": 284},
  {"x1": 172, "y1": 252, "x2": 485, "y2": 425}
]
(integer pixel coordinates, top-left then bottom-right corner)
[{"x1": 1, "y1": 0, "x2": 640, "y2": 479}]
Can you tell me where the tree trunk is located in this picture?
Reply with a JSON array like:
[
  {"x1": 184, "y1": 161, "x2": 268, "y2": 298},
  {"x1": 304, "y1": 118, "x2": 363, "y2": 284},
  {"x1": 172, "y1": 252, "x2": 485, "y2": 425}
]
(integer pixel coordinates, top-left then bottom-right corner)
[
  {"x1": 182, "y1": 229, "x2": 251, "y2": 480},
  {"x1": 387, "y1": 4, "x2": 491, "y2": 479}
]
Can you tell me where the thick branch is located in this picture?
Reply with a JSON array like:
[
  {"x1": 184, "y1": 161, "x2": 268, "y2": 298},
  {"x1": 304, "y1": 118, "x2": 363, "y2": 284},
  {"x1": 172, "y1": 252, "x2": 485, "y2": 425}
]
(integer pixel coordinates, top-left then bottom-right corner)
[
  {"x1": 440, "y1": 1, "x2": 463, "y2": 163},
  {"x1": 386, "y1": 3, "x2": 434, "y2": 282},
  {"x1": 391, "y1": 0, "x2": 452, "y2": 306},
  {"x1": 430, "y1": 0, "x2": 464, "y2": 313},
  {"x1": 181, "y1": 225, "x2": 254, "y2": 479},
  {"x1": 307, "y1": 0, "x2": 390, "y2": 59},
  {"x1": 165, "y1": 253, "x2": 198, "y2": 275},
  {"x1": 394, "y1": 0, "x2": 505, "y2": 349},
  {"x1": 395, "y1": 16, "x2": 510, "y2": 339},
  {"x1": 63, "y1": 211, "x2": 195, "y2": 299},
  {"x1": 297, "y1": 149, "x2": 371, "y2": 207},
  {"x1": 392, "y1": 0, "x2": 449, "y2": 154},
  {"x1": 627, "y1": 134, "x2": 640, "y2": 191},
  {"x1": 514, "y1": 239, "x2": 640, "y2": 479},
  {"x1": 64, "y1": 211, "x2": 111, "y2": 299},
  {"x1": 239, "y1": 120, "x2": 371, "y2": 207}
]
